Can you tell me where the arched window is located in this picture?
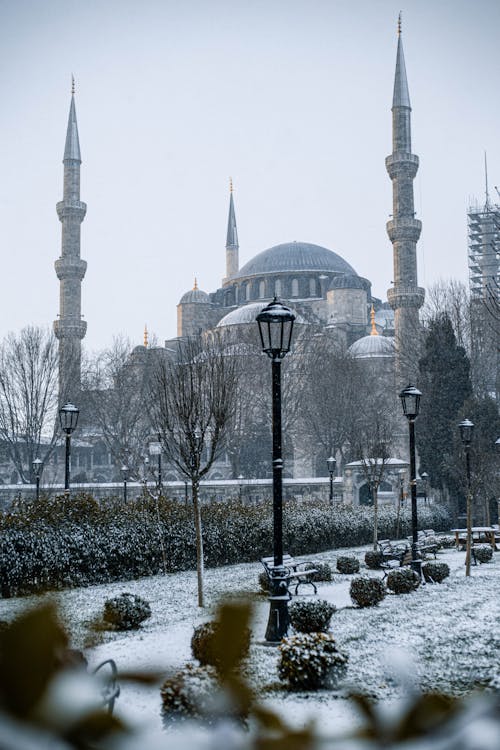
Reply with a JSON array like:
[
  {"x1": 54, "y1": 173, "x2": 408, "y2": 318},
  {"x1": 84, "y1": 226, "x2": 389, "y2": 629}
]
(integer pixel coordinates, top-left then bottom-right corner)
[
  {"x1": 246, "y1": 284, "x2": 251, "y2": 301},
  {"x1": 259, "y1": 280, "x2": 266, "y2": 298},
  {"x1": 291, "y1": 278, "x2": 299, "y2": 297},
  {"x1": 309, "y1": 277, "x2": 316, "y2": 296},
  {"x1": 274, "y1": 279, "x2": 282, "y2": 297}
]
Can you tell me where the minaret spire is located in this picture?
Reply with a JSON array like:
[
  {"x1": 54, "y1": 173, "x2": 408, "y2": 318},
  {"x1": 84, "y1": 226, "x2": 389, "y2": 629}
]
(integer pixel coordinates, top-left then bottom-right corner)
[
  {"x1": 53, "y1": 86, "x2": 87, "y2": 403},
  {"x1": 225, "y1": 178, "x2": 239, "y2": 281},
  {"x1": 386, "y1": 20, "x2": 424, "y2": 387}
]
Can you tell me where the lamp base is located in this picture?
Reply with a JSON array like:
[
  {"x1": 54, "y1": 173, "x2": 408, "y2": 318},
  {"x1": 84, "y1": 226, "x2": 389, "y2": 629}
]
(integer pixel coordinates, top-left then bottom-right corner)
[{"x1": 265, "y1": 567, "x2": 290, "y2": 643}]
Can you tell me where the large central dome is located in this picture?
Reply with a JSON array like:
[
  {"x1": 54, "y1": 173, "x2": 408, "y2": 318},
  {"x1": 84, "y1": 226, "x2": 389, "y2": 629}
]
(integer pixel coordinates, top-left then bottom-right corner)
[{"x1": 234, "y1": 241, "x2": 357, "y2": 279}]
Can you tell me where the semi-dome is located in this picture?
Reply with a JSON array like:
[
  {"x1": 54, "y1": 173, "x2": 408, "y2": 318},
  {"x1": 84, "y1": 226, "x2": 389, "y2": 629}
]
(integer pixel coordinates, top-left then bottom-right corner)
[
  {"x1": 217, "y1": 301, "x2": 306, "y2": 328},
  {"x1": 349, "y1": 335, "x2": 395, "y2": 359},
  {"x1": 179, "y1": 281, "x2": 209, "y2": 304},
  {"x1": 234, "y1": 241, "x2": 357, "y2": 279},
  {"x1": 329, "y1": 274, "x2": 367, "y2": 291},
  {"x1": 216, "y1": 302, "x2": 269, "y2": 327}
]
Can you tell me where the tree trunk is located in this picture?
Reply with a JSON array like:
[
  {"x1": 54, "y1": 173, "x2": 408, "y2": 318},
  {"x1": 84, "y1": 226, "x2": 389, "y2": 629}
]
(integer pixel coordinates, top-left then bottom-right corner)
[
  {"x1": 192, "y1": 478, "x2": 205, "y2": 607},
  {"x1": 373, "y1": 485, "x2": 379, "y2": 550}
]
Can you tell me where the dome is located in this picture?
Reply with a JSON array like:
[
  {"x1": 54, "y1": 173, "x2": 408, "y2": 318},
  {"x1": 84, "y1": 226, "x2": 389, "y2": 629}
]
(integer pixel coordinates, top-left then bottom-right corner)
[
  {"x1": 234, "y1": 241, "x2": 357, "y2": 279},
  {"x1": 179, "y1": 287, "x2": 209, "y2": 304},
  {"x1": 349, "y1": 335, "x2": 395, "y2": 359},
  {"x1": 329, "y1": 274, "x2": 367, "y2": 291}
]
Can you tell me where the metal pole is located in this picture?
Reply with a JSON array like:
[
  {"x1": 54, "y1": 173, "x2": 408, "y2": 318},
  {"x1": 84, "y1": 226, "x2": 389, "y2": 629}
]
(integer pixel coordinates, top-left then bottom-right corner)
[
  {"x1": 265, "y1": 357, "x2": 289, "y2": 643},
  {"x1": 158, "y1": 435, "x2": 162, "y2": 492},
  {"x1": 184, "y1": 480, "x2": 188, "y2": 505},
  {"x1": 465, "y1": 447, "x2": 472, "y2": 576},
  {"x1": 64, "y1": 432, "x2": 71, "y2": 493},
  {"x1": 123, "y1": 478, "x2": 127, "y2": 503},
  {"x1": 36, "y1": 476, "x2": 40, "y2": 502},
  {"x1": 329, "y1": 472, "x2": 334, "y2": 503},
  {"x1": 409, "y1": 418, "x2": 421, "y2": 578}
]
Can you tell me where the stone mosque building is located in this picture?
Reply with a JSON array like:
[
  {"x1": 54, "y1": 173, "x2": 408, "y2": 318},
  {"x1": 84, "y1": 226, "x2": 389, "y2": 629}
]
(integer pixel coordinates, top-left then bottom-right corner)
[{"x1": 48, "y1": 22, "x2": 423, "y2": 494}]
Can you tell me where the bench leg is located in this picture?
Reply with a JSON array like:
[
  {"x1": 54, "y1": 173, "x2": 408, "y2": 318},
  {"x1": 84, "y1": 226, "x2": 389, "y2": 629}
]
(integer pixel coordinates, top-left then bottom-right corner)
[{"x1": 294, "y1": 580, "x2": 317, "y2": 595}]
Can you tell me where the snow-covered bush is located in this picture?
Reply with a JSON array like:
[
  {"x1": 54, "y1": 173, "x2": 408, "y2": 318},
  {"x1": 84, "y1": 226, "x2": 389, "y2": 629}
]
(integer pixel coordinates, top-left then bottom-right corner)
[
  {"x1": 304, "y1": 561, "x2": 332, "y2": 581},
  {"x1": 278, "y1": 632, "x2": 348, "y2": 690},
  {"x1": 422, "y1": 561, "x2": 450, "y2": 583},
  {"x1": 191, "y1": 620, "x2": 250, "y2": 670},
  {"x1": 102, "y1": 592, "x2": 151, "y2": 630},
  {"x1": 350, "y1": 576, "x2": 386, "y2": 607},
  {"x1": 386, "y1": 567, "x2": 420, "y2": 594},
  {"x1": 474, "y1": 545, "x2": 493, "y2": 563},
  {"x1": 336, "y1": 556, "x2": 360, "y2": 574},
  {"x1": 160, "y1": 663, "x2": 219, "y2": 725},
  {"x1": 289, "y1": 599, "x2": 336, "y2": 633},
  {"x1": 365, "y1": 550, "x2": 384, "y2": 569}
]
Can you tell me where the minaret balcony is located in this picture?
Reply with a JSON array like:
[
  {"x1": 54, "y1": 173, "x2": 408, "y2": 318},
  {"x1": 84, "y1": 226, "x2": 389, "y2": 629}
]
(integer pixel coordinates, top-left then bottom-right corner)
[
  {"x1": 56, "y1": 200, "x2": 87, "y2": 222},
  {"x1": 385, "y1": 152, "x2": 419, "y2": 179},
  {"x1": 54, "y1": 257, "x2": 87, "y2": 281},
  {"x1": 387, "y1": 286, "x2": 425, "y2": 311},
  {"x1": 386, "y1": 217, "x2": 422, "y2": 243},
  {"x1": 53, "y1": 318, "x2": 87, "y2": 340}
]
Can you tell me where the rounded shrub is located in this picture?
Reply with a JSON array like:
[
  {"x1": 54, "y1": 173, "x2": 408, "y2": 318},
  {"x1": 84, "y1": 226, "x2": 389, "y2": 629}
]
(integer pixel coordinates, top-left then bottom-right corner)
[
  {"x1": 289, "y1": 599, "x2": 336, "y2": 634},
  {"x1": 422, "y1": 562, "x2": 450, "y2": 583},
  {"x1": 350, "y1": 577, "x2": 385, "y2": 608},
  {"x1": 304, "y1": 561, "x2": 333, "y2": 582},
  {"x1": 102, "y1": 592, "x2": 151, "y2": 630},
  {"x1": 475, "y1": 545, "x2": 493, "y2": 563},
  {"x1": 365, "y1": 550, "x2": 384, "y2": 570},
  {"x1": 191, "y1": 620, "x2": 251, "y2": 671},
  {"x1": 386, "y1": 568, "x2": 420, "y2": 594},
  {"x1": 337, "y1": 556, "x2": 360, "y2": 575},
  {"x1": 160, "y1": 663, "x2": 219, "y2": 725},
  {"x1": 278, "y1": 632, "x2": 348, "y2": 690}
]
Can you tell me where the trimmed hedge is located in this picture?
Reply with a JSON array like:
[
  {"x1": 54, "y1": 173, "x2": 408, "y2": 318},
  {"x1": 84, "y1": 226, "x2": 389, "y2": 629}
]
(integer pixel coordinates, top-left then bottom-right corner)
[{"x1": 0, "y1": 493, "x2": 451, "y2": 596}]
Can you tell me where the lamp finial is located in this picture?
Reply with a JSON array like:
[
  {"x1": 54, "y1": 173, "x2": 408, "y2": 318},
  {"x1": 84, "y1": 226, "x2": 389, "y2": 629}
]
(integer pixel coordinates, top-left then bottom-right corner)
[
  {"x1": 397, "y1": 11, "x2": 402, "y2": 36},
  {"x1": 71, "y1": 74, "x2": 75, "y2": 95},
  {"x1": 229, "y1": 176, "x2": 233, "y2": 193},
  {"x1": 193, "y1": 277, "x2": 198, "y2": 290},
  {"x1": 144, "y1": 324, "x2": 148, "y2": 348}
]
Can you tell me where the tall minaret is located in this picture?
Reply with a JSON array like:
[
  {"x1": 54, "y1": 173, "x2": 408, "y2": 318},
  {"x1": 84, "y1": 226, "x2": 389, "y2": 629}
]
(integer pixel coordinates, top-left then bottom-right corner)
[
  {"x1": 53, "y1": 78, "x2": 87, "y2": 404},
  {"x1": 386, "y1": 16, "x2": 425, "y2": 388},
  {"x1": 225, "y1": 178, "x2": 239, "y2": 280}
]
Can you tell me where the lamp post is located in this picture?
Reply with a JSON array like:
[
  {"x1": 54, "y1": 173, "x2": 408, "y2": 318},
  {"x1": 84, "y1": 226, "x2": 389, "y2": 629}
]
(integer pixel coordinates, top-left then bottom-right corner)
[
  {"x1": 421, "y1": 471, "x2": 429, "y2": 505},
  {"x1": 149, "y1": 437, "x2": 163, "y2": 493},
  {"x1": 121, "y1": 464, "x2": 129, "y2": 503},
  {"x1": 395, "y1": 468, "x2": 405, "y2": 539},
  {"x1": 32, "y1": 458, "x2": 43, "y2": 502},
  {"x1": 238, "y1": 474, "x2": 244, "y2": 503},
  {"x1": 327, "y1": 456, "x2": 336, "y2": 504},
  {"x1": 399, "y1": 384, "x2": 422, "y2": 578},
  {"x1": 459, "y1": 418, "x2": 474, "y2": 577},
  {"x1": 59, "y1": 403, "x2": 80, "y2": 495},
  {"x1": 256, "y1": 297, "x2": 296, "y2": 643}
]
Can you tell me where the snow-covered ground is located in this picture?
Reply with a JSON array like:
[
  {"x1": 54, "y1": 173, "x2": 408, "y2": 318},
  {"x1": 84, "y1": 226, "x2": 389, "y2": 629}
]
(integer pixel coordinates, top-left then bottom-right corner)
[{"x1": 0, "y1": 543, "x2": 498, "y2": 738}]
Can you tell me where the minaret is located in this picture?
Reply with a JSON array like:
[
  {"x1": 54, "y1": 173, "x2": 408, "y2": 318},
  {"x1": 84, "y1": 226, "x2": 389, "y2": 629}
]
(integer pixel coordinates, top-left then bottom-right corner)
[
  {"x1": 386, "y1": 16, "x2": 425, "y2": 388},
  {"x1": 53, "y1": 78, "x2": 87, "y2": 404},
  {"x1": 225, "y1": 178, "x2": 239, "y2": 280}
]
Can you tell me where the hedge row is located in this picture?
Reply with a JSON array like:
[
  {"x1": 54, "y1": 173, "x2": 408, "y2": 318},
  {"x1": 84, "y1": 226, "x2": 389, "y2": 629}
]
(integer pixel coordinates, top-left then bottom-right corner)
[{"x1": 0, "y1": 493, "x2": 451, "y2": 597}]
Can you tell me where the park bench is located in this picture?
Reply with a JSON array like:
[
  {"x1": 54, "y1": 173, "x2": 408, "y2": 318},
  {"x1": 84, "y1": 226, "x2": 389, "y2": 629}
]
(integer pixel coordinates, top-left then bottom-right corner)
[
  {"x1": 377, "y1": 539, "x2": 411, "y2": 574},
  {"x1": 261, "y1": 553, "x2": 318, "y2": 595}
]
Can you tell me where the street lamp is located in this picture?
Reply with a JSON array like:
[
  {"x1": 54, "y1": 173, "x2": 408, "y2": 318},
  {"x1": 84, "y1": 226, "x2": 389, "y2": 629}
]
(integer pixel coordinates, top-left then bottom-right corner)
[
  {"x1": 399, "y1": 384, "x2": 422, "y2": 577},
  {"x1": 459, "y1": 418, "x2": 474, "y2": 577},
  {"x1": 121, "y1": 464, "x2": 129, "y2": 503},
  {"x1": 149, "y1": 437, "x2": 163, "y2": 493},
  {"x1": 59, "y1": 403, "x2": 80, "y2": 494},
  {"x1": 421, "y1": 471, "x2": 429, "y2": 505},
  {"x1": 327, "y1": 456, "x2": 336, "y2": 504},
  {"x1": 32, "y1": 458, "x2": 43, "y2": 502},
  {"x1": 238, "y1": 474, "x2": 244, "y2": 503},
  {"x1": 256, "y1": 297, "x2": 296, "y2": 643}
]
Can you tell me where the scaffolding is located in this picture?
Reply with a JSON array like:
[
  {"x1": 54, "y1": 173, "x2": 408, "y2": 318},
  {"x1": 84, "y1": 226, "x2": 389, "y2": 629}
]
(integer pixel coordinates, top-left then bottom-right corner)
[{"x1": 467, "y1": 200, "x2": 500, "y2": 303}]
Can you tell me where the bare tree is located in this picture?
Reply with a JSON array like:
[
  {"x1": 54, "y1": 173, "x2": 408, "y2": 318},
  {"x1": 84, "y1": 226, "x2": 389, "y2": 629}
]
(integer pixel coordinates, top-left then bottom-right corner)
[
  {"x1": 83, "y1": 336, "x2": 157, "y2": 479},
  {"x1": 352, "y1": 392, "x2": 397, "y2": 549},
  {"x1": 421, "y1": 278, "x2": 471, "y2": 354},
  {"x1": 150, "y1": 332, "x2": 238, "y2": 607},
  {"x1": 0, "y1": 327, "x2": 59, "y2": 483}
]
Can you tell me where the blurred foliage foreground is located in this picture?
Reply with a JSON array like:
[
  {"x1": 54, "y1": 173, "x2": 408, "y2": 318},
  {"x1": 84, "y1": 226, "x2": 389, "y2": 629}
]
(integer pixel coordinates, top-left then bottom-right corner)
[{"x1": 0, "y1": 602, "x2": 499, "y2": 750}]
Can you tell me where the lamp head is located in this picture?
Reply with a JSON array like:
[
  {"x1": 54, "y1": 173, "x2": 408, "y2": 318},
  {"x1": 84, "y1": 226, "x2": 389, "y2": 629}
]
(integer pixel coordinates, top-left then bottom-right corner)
[
  {"x1": 399, "y1": 384, "x2": 421, "y2": 420},
  {"x1": 256, "y1": 297, "x2": 296, "y2": 360},
  {"x1": 59, "y1": 403, "x2": 79, "y2": 434},
  {"x1": 458, "y1": 418, "x2": 474, "y2": 446},
  {"x1": 32, "y1": 458, "x2": 43, "y2": 477},
  {"x1": 327, "y1": 456, "x2": 336, "y2": 474}
]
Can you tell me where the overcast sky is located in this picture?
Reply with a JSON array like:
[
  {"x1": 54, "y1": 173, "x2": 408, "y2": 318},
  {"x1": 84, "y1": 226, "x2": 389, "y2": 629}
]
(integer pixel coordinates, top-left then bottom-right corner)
[{"x1": 1, "y1": 0, "x2": 499, "y2": 352}]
